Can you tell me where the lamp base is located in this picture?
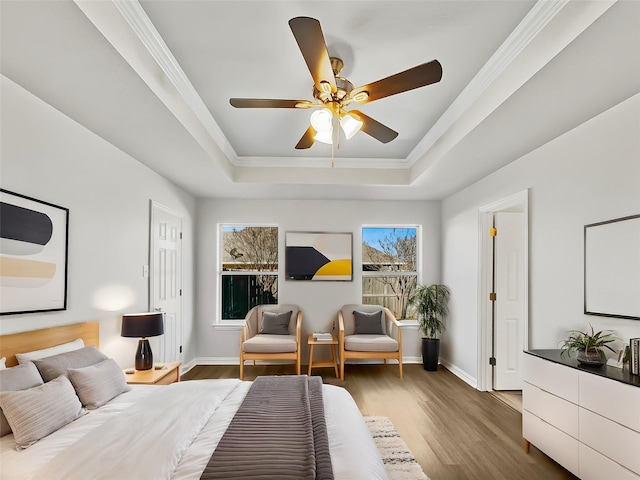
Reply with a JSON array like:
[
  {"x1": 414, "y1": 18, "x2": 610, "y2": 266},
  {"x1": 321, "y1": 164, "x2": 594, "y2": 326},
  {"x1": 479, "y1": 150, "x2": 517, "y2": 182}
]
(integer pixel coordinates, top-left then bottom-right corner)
[{"x1": 135, "y1": 338, "x2": 153, "y2": 370}]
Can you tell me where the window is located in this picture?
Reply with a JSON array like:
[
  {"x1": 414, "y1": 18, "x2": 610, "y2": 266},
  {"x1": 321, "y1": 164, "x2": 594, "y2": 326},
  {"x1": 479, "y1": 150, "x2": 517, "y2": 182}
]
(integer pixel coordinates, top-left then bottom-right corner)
[
  {"x1": 220, "y1": 226, "x2": 278, "y2": 320},
  {"x1": 362, "y1": 227, "x2": 418, "y2": 320}
]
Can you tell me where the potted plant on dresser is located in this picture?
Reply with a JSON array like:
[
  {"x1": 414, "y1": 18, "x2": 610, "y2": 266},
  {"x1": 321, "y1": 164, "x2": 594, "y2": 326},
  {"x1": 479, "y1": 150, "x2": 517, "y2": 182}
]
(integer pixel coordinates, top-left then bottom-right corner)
[
  {"x1": 559, "y1": 325, "x2": 616, "y2": 366},
  {"x1": 409, "y1": 284, "x2": 450, "y2": 371}
]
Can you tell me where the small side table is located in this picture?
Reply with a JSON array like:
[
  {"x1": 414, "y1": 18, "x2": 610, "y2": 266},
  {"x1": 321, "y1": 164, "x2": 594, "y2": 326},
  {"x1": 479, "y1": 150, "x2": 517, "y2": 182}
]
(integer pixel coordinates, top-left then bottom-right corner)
[
  {"x1": 124, "y1": 361, "x2": 182, "y2": 385},
  {"x1": 307, "y1": 334, "x2": 339, "y2": 378}
]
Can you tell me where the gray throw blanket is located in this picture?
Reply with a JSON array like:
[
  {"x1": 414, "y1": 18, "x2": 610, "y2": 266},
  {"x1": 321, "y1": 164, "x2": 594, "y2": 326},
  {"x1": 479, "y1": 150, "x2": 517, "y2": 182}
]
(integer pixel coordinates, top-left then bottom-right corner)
[{"x1": 200, "y1": 375, "x2": 334, "y2": 480}]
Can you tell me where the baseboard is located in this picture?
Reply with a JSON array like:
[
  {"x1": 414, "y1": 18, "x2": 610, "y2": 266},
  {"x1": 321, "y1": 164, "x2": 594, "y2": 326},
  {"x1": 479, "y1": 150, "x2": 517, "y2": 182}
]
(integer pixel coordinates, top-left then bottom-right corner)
[
  {"x1": 195, "y1": 357, "x2": 239, "y2": 365},
  {"x1": 438, "y1": 359, "x2": 478, "y2": 389},
  {"x1": 179, "y1": 358, "x2": 197, "y2": 375},
  {"x1": 191, "y1": 356, "x2": 424, "y2": 366}
]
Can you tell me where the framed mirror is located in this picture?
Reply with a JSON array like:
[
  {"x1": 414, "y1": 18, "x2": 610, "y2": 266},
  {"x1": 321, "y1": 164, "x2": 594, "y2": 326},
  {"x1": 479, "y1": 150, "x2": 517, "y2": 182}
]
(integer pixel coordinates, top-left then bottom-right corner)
[{"x1": 584, "y1": 214, "x2": 640, "y2": 319}]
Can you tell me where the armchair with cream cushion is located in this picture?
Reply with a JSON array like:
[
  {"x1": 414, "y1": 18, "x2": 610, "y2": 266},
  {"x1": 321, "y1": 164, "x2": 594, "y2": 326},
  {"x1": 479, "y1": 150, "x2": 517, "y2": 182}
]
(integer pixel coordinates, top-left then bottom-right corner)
[
  {"x1": 239, "y1": 304, "x2": 302, "y2": 380},
  {"x1": 338, "y1": 304, "x2": 403, "y2": 381}
]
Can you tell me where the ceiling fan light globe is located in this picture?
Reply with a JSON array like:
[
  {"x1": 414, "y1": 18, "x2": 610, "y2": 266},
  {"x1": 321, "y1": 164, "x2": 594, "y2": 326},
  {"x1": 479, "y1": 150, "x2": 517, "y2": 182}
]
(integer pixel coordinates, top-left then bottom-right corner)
[
  {"x1": 340, "y1": 113, "x2": 363, "y2": 139},
  {"x1": 310, "y1": 108, "x2": 333, "y2": 132},
  {"x1": 314, "y1": 129, "x2": 333, "y2": 144}
]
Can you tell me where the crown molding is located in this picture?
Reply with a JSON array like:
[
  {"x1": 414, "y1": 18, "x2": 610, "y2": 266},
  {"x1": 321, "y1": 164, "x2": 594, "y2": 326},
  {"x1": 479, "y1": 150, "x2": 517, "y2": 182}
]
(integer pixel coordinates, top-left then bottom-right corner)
[
  {"x1": 235, "y1": 156, "x2": 409, "y2": 170},
  {"x1": 407, "y1": 0, "x2": 569, "y2": 166},
  {"x1": 110, "y1": 0, "x2": 239, "y2": 164}
]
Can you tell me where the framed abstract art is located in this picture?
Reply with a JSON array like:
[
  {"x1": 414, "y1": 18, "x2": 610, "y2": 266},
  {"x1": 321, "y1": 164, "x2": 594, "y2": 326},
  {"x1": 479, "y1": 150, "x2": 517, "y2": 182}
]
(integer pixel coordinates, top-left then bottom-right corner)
[
  {"x1": 0, "y1": 189, "x2": 69, "y2": 315},
  {"x1": 285, "y1": 231, "x2": 352, "y2": 281}
]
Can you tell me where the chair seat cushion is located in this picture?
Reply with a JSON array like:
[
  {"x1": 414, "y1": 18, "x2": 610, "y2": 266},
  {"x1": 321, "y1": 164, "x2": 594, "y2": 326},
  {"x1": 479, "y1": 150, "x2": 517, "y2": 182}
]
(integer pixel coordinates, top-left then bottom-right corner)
[
  {"x1": 242, "y1": 334, "x2": 298, "y2": 353},
  {"x1": 344, "y1": 335, "x2": 398, "y2": 352}
]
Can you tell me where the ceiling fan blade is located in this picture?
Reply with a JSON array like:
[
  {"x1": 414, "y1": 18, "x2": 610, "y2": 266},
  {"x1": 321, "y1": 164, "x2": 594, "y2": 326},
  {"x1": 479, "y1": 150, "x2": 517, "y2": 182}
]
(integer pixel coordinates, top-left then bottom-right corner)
[
  {"x1": 288, "y1": 17, "x2": 336, "y2": 93},
  {"x1": 295, "y1": 126, "x2": 316, "y2": 149},
  {"x1": 350, "y1": 110, "x2": 398, "y2": 144},
  {"x1": 350, "y1": 60, "x2": 442, "y2": 104},
  {"x1": 230, "y1": 99, "x2": 313, "y2": 108}
]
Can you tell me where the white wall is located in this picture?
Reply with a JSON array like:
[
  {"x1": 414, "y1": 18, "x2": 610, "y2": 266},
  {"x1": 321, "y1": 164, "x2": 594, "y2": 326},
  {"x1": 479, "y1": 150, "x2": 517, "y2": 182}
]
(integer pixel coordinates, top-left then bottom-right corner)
[
  {"x1": 441, "y1": 94, "x2": 640, "y2": 383},
  {"x1": 0, "y1": 76, "x2": 197, "y2": 368},
  {"x1": 196, "y1": 198, "x2": 441, "y2": 363}
]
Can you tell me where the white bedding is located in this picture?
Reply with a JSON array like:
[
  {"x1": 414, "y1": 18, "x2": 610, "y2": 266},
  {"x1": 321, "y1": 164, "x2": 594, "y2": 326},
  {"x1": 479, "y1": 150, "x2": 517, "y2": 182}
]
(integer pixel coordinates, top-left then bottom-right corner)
[{"x1": 0, "y1": 378, "x2": 388, "y2": 480}]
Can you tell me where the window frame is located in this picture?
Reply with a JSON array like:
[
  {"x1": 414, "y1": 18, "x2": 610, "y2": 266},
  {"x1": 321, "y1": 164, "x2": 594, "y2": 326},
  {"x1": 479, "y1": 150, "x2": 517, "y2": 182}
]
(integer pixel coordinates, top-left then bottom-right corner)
[
  {"x1": 217, "y1": 223, "x2": 279, "y2": 324},
  {"x1": 361, "y1": 225, "x2": 421, "y2": 321}
]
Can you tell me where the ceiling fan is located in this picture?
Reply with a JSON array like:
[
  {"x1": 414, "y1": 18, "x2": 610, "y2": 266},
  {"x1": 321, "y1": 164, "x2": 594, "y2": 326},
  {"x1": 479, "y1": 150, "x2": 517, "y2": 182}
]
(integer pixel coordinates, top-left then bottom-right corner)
[{"x1": 229, "y1": 16, "x2": 442, "y2": 150}]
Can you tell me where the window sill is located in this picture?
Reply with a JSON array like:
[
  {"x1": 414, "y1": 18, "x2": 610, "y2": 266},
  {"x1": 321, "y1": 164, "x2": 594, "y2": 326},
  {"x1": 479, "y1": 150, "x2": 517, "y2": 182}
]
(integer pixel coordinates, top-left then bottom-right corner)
[
  {"x1": 212, "y1": 321, "x2": 244, "y2": 330},
  {"x1": 397, "y1": 320, "x2": 419, "y2": 328}
]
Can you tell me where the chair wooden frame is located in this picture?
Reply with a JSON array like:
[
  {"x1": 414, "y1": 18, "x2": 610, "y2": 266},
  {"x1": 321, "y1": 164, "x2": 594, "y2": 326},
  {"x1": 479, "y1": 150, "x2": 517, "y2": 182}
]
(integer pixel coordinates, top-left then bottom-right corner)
[
  {"x1": 239, "y1": 308, "x2": 302, "y2": 380},
  {"x1": 338, "y1": 306, "x2": 403, "y2": 381}
]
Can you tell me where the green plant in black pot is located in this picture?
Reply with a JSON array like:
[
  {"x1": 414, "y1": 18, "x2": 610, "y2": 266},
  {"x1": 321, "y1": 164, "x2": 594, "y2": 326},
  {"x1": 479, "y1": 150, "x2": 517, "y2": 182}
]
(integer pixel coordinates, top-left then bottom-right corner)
[
  {"x1": 409, "y1": 284, "x2": 450, "y2": 371},
  {"x1": 559, "y1": 325, "x2": 616, "y2": 366}
]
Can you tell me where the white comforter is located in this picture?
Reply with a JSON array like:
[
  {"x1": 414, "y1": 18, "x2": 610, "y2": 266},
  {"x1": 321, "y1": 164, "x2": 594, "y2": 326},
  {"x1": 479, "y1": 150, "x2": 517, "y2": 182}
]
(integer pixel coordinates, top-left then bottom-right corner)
[{"x1": 0, "y1": 379, "x2": 388, "y2": 480}]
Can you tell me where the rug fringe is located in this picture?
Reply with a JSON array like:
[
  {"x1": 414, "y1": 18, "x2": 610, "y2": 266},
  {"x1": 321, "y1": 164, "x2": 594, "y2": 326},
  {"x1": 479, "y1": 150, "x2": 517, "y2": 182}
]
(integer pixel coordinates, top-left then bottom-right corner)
[{"x1": 364, "y1": 416, "x2": 430, "y2": 480}]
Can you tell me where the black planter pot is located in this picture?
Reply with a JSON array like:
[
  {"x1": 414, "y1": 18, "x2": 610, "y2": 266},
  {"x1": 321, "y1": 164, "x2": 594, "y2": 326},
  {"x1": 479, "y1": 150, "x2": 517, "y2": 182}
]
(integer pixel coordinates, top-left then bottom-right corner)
[{"x1": 422, "y1": 338, "x2": 440, "y2": 371}]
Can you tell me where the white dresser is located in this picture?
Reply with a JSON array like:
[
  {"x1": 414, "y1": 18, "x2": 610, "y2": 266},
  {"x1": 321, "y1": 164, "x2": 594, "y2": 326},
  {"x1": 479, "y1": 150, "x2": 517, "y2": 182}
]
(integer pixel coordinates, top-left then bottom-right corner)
[{"x1": 523, "y1": 350, "x2": 640, "y2": 480}]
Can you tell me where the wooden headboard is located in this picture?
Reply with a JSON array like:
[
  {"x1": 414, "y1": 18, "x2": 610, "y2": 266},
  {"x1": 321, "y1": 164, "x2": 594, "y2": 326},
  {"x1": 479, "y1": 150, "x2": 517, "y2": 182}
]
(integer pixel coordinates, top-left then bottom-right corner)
[{"x1": 0, "y1": 322, "x2": 99, "y2": 368}]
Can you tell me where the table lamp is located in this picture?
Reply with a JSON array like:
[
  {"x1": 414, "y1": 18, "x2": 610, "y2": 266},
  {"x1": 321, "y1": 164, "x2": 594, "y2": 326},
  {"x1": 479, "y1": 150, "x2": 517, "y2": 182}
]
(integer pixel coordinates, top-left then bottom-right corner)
[{"x1": 121, "y1": 312, "x2": 164, "y2": 370}]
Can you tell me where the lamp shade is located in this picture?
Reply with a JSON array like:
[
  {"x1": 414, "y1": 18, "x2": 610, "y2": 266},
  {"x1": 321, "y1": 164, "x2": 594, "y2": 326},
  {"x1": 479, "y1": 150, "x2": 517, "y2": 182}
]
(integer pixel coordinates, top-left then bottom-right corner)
[
  {"x1": 340, "y1": 113, "x2": 363, "y2": 139},
  {"x1": 310, "y1": 108, "x2": 333, "y2": 132},
  {"x1": 314, "y1": 129, "x2": 333, "y2": 145},
  {"x1": 121, "y1": 312, "x2": 164, "y2": 338}
]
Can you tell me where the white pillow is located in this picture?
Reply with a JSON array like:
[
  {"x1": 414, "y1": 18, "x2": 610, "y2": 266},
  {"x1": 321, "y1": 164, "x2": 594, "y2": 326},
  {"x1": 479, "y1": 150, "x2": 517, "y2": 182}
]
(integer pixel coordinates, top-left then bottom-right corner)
[
  {"x1": 67, "y1": 359, "x2": 130, "y2": 409},
  {"x1": 16, "y1": 338, "x2": 84, "y2": 364},
  {"x1": 0, "y1": 375, "x2": 84, "y2": 450},
  {"x1": 0, "y1": 357, "x2": 6, "y2": 369}
]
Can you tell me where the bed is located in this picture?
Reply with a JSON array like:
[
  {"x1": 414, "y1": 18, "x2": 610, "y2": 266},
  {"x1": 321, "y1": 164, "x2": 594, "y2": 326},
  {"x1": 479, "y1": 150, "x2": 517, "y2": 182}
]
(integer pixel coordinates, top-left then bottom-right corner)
[{"x1": 0, "y1": 322, "x2": 389, "y2": 479}]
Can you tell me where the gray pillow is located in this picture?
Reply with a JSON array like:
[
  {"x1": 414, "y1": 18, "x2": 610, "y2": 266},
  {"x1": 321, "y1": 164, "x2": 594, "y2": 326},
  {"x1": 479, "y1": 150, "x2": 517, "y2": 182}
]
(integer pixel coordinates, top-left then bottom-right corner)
[
  {"x1": 260, "y1": 311, "x2": 292, "y2": 335},
  {"x1": 0, "y1": 375, "x2": 84, "y2": 450},
  {"x1": 0, "y1": 362, "x2": 44, "y2": 437},
  {"x1": 33, "y1": 346, "x2": 108, "y2": 382},
  {"x1": 68, "y1": 359, "x2": 130, "y2": 409},
  {"x1": 353, "y1": 310, "x2": 385, "y2": 335}
]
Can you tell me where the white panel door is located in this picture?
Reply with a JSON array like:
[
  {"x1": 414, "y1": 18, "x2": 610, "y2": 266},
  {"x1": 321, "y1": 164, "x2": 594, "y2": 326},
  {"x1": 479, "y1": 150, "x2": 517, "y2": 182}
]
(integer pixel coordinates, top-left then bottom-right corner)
[
  {"x1": 493, "y1": 212, "x2": 525, "y2": 390},
  {"x1": 150, "y1": 202, "x2": 183, "y2": 364}
]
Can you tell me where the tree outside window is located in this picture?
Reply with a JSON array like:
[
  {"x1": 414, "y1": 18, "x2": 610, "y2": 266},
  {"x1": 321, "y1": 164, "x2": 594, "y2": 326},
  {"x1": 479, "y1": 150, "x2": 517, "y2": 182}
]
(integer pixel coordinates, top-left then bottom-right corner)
[
  {"x1": 221, "y1": 226, "x2": 278, "y2": 320},
  {"x1": 362, "y1": 227, "x2": 418, "y2": 319}
]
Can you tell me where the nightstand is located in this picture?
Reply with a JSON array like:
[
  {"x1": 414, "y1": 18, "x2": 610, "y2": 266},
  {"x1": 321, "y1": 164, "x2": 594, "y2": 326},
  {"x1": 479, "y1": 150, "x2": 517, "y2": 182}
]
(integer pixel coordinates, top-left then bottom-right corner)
[
  {"x1": 124, "y1": 361, "x2": 182, "y2": 385},
  {"x1": 307, "y1": 334, "x2": 339, "y2": 378}
]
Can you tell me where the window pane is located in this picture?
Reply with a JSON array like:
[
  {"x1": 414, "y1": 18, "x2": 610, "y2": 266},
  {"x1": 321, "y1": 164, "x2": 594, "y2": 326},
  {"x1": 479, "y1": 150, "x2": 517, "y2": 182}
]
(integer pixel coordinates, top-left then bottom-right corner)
[
  {"x1": 222, "y1": 226, "x2": 278, "y2": 272},
  {"x1": 362, "y1": 274, "x2": 417, "y2": 320},
  {"x1": 222, "y1": 274, "x2": 278, "y2": 319},
  {"x1": 221, "y1": 225, "x2": 278, "y2": 321},
  {"x1": 362, "y1": 227, "x2": 416, "y2": 272}
]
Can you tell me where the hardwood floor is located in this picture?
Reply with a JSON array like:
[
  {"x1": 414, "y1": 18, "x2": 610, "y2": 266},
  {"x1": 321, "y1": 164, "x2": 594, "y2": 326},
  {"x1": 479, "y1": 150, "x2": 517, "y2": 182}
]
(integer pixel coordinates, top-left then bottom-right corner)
[
  {"x1": 183, "y1": 363, "x2": 578, "y2": 480},
  {"x1": 490, "y1": 390, "x2": 523, "y2": 413}
]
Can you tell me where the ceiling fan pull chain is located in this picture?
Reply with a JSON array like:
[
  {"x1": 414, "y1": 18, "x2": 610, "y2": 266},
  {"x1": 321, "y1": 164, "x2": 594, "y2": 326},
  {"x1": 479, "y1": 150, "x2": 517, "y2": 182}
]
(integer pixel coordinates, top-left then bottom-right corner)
[{"x1": 331, "y1": 129, "x2": 335, "y2": 168}]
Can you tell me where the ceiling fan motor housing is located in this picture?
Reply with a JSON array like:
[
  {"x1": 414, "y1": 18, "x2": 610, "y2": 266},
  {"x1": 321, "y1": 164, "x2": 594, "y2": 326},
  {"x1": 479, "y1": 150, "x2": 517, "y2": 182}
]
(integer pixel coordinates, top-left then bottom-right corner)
[{"x1": 313, "y1": 77, "x2": 354, "y2": 104}]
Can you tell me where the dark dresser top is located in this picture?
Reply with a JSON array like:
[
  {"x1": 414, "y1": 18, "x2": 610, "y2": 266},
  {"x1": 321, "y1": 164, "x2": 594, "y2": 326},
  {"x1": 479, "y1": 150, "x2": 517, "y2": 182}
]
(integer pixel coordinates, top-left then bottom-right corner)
[{"x1": 525, "y1": 349, "x2": 640, "y2": 388}]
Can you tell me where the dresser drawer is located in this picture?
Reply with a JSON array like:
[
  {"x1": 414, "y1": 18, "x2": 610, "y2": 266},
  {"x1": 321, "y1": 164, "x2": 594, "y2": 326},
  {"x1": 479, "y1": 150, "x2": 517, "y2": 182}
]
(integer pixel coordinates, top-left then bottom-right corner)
[
  {"x1": 579, "y1": 372, "x2": 640, "y2": 433},
  {"x1": 523, "y1": 354, "x2": 578, "y2": 403},
  {"x1": 580, "y1": 408, "x2": 640, "y2": 474},
  {"x1": 580, "y1": 442, "x2": 640, "y2": 480},
  {"x1": 523, "y1": 411, "x2": 579, "y2": 476},
  {"x1": 523, "y1": 382, "x2": 578, "y2": 438}
]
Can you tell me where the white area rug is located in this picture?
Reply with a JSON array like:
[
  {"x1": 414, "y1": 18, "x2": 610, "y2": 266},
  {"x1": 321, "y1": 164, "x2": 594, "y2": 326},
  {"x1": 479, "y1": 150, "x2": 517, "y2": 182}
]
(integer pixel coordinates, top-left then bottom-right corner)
[{"x1": 364, "y1": 416, "x2": 430, "y2": 480}]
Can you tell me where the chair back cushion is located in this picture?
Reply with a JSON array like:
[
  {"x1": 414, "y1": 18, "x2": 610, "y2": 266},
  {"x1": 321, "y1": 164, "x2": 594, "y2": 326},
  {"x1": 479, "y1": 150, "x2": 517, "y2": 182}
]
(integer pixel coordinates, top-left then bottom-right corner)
[
  {"x1": 260, "y1": 311, "x2": 292, "y2": 335},
  {"x1": 256, "y1": 304, "x2": 300, "y2": 335},
  {"x1": 353, "y1": 310, "x2": 385, "y2": 334},
  {"x1": 340, "y1": 304, "x2": 386, "y2": 336}
]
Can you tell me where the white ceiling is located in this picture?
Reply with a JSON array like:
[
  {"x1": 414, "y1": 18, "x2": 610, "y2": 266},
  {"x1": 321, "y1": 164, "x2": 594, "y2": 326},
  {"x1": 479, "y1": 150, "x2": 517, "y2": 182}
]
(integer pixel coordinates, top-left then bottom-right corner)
[{"x1": 1, "y1": 0, "x2": 638, "y2": 200}]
